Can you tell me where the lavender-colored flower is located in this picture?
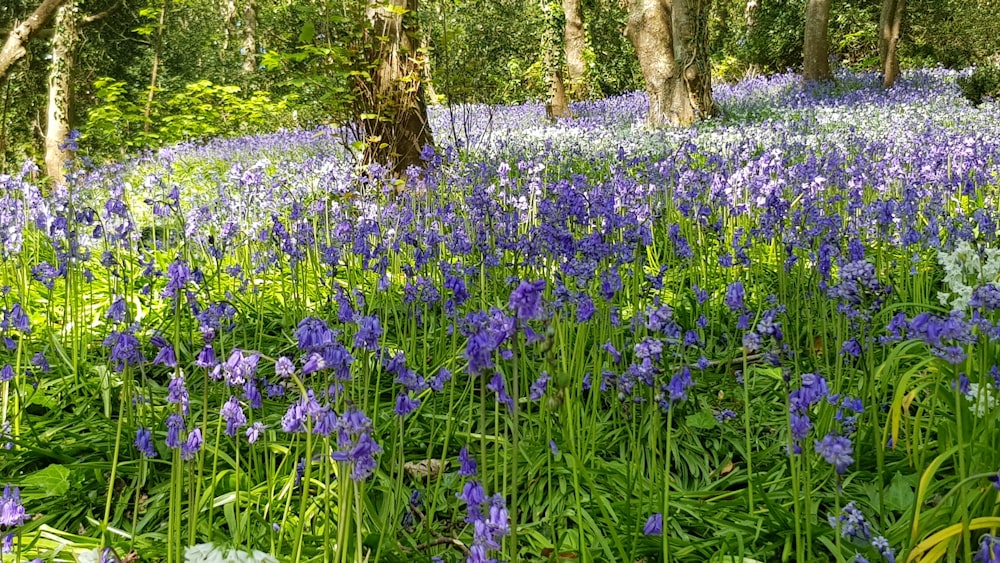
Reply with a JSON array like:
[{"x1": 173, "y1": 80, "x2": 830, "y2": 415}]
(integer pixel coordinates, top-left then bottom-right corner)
[
  {"x1": 666, "y1": 367, "x2": 694, "y2": 403},
  {"x1": 394, "y1": 393, "x2": 421, "y2": 417},
  {"x1": 352, "y1": 315, "x2": 383, "y2": 352},
  {"x1": 295, "y1": 317, "x2": 336, "y2": 352},
  {"x1": 725, "y1": 281, "x2": 746, "y2": 311},
  {"x1": 465, "y1": 331, "x2": 494, "y2": 376},
  {"x1": 457, "y1": 480, "x2": 486, "y2": 522},
  {"x1": 246, "y1": 422, "x2": 265, "y2": 444},
  {"x1": 529, "y1": 372, "x2": 550, "y2": 401},
  {"x1": 30, "y1": 352, "x2": 49, "y2": 374},
  {"x1": 134, "y1": 427, "x2": 157, "y2": 458},
  {"x1": 275, "y1": 356, "x2": 295, "y2": 378},
  {"x1": 194, "y1": 345, "x2": 217, "y2": 369},
  {"x1": 0, "y1": 485, "x2": 28, "y2": 527},
  {"x1": 508, "y1": 279, "x2": 546, "y2": 320},
  {"x1": 976, "y1": 534, "x2": 1000, "y2": 563},
  {"x1": 165, "y1": 413, "x2": 186, "y2": 449},
  {"x1": 816, "y1": 433, "x2": 854, "y2": 474},
  {"x1": 828, "y1": 501, "x2": 871, "y2": 541},
  {"x1": 643, "y1": 512, "x2": 663, "y2": 536},
  {"x1": 487, "y1": 372, "x2": 514, "y2": 412},
  {"x1": 103, "y1": 328, "x2": 145, "y2": 372},
  {"x1": 162, "y1": 258, "x2": 191, "y2": 299},
  {"x1": 106, "y1": 296, "x2": 127, "y2": 323},
  {"x1": 166, "y1": 375, "x2": 189, "y2": 414},
  {"x1": 458, "y1": 446, "x2": 477, "y2": 477},
  {"x1": 0, "y1": 365, "x2": 12, "y2": 382},
  {"x1": 871, "y1": 536, "x2": 896, "y2": 563},
  {"x1": 181, "y1": 428, "x2": 202, "y2": 460},
  {"x1": 220, "y1": 396, "x2": 247, "y2": 437}
]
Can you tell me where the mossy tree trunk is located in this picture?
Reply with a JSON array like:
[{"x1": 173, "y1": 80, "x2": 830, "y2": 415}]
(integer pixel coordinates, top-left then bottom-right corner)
[
  {"x1": 360, "y1": 0, "x2": 434, "y2": 178},
  {"x1": 44, "y1": 0, "x2": 77, "y2": 185},
  {"x1": 626, "y1": 0, "x2": 715, "y2": 127}
]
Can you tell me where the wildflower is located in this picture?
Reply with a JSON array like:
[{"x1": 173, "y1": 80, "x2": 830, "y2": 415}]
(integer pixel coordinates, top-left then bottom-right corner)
[
  {"x1": 246, "y1": 422, "x2": 266, "y2": 444},
  {"x1": 871, "y1": 536, "x2": 896, "y2": 563},
  {"x1": 353, "y1": 315, "x2": 382, "y2": 352},
  {"x1": 643, "y1": 513, "x2": 663, "y2": 536},
  {"x1": 165, "y1": 413, "x2": 186, "y2": 449},
  {"x1": 666, "y1": 367, "x2": 694, "y2": 403},
  {"x1": 220, "y1": 396, "x2": 247, "y2": 437},
  {"x1": 976, "y1": 534, "x2": 1000, "y2": 563},
  {"x1": 725, "y1": 281, "x2": 746, "y2": 311},
  {"x1": 990, "y1": 469, "x2": 1000, "y2": 491},
  {"x1": 134, "y1": 427, "x2": 157, "y2": 458},
  {"x1": 181, "y1": 429, "x2": 202, "y2": 460},
  {"x1": 167, "y1": 375, "x2": 189, "y2": 414},
  {"x1": 106, "y1": 296, "x2": 127, "y2": 323},
  {"x1": 194, "y1": 345, "x2": 217, "y2": 369},
  {"x1": 162, "y1": 258, "x2": 191, "y2": 299},
  {"x1": 394, "y1": 393, "x2": 421, "y2": 417},
  {"x1": 0, "y1": 485, "x2": 28, "y2": 527},
  {"x1": 487, "y1": 372, "x2": 514, "y2": 412},
  {"x1": 331, "y1": 407, "x2": 381, "y2": 481},
  {"x1": 816, "y1": 433, "x2": 854, "y2": 474},
  {"x1": 458, "y1": 446, "x2": 477, "y2": 477},
  {"x1": 529, "y1": 372, "x2": 550, "y2": 401},
  {"x1": 0, "y1": 365, "x2": 12, "y2": 382},
  {"x1": 295, "y1": 317, "x2": 336, "y2": 352},
  {"x1": 509, "y1": 279, "x2": 546, "y2": 320},
  {"x1": 274, "y1": 356, "x2": 295, "y2": 378},
  {"x1": 828, "y1": 501, "x2": 871, "y2": 541}
]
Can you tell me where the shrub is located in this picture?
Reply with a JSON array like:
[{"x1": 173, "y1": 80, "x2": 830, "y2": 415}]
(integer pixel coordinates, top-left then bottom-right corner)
[{"x1": 957, "y1": 63, "x2": 1000, "y2": 106}]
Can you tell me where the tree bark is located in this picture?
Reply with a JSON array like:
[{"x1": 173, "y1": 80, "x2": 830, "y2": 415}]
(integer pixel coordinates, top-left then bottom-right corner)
[
  {"x1": 361, "y1": 0, "x2": 433, "y2": 178},
  {"x1": 45, "y1": 0, "x2": 78, "y2": 185},
  {"x1": 562, "y1": 0, "x2": 588, "y2": 98},
  {"x1": 143, "y1": 0, "x2": 169, "y2": 132},
  {"x1": 744, "y1": 0, "x2": 760, "y2": 76},
  {"x1": 803, "y1": 0, "x2": 832, "y2": 82},
  {"x1": 0, "y1": 0, "x2": 69, "y2": 82},
  {"x1": 241, "y1": 0, "x2": 257, "y2": 74},
  {"x1": 878, "y1": 0, "x2": 905, "y2": 88},
  {"x1": 626, "y1": 0, "x2": 715, "y2": 127}
]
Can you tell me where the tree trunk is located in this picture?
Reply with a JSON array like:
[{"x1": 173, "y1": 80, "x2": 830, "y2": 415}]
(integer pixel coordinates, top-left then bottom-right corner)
[
  {"x1": 546, "y1": 69, "x2": 570, "y2": 119},
  {"x1": 878, "y1": 0, "x2": 905, "y2": 88},
  {"x1": 221, "y1": 0, "x2": 237, "y2": 52},
  {"x1": 143, "y1": 0, "x2": 169, "y2": 132},
  {"x1": 562, "y1": 0, "x2": 588, "y2": 98},
  {"x1": 626, "y1": 0, "x2": 715, "y2": 127},
  {"x1": 0, "y1": 0, "x2": 69, "y2": 81},
  {"x1": 361, "y1": 0, "x2": 433, "y2": 178},
  {"x1": 744, "y1": 0, "x2": 760, "y2": 76},
  {"x1": 803, "y1": 0, "x2": 832, "y2": 82},
  {"x1": 241, "y1": 0, "x2": 257, "y2": 74},
  {"x1": 45, "y1": 0, "x2": 77, "y2": 185}
]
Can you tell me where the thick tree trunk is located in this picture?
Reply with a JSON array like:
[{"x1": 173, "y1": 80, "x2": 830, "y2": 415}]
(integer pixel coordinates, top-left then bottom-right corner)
[
  {"x1": 546, "y1": 69, "x2": 570, "y2": 119},
  {"x1": 45, "y1": 0, "x2": 77, "y2": 185},
  {"x1": 0, "y1": 0, "x2": 69, "y2": 81},
  {"x1": 562, "y1": 0, "x2": 588, "y2": 98},
  {"x1": 241, "y1": 0, "x2": 257, "y2": 74},
  {"x1": 361, "y1": 0, "x2": 433, "y2": 178},
  {"x1": 803, "y1": 0, "x2": 832, "y2": 82},
  {"x1": 879, "y1": 0, "x2": 905, "y2": 88},
  {"x1": 626, "y1": 0, "x2": 715, "y2": 127}
]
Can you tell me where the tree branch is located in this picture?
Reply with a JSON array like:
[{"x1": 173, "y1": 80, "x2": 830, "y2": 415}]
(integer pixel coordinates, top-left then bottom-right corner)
[{"x1": 0, "y1": 0, "x2": 69, "y2": 81}]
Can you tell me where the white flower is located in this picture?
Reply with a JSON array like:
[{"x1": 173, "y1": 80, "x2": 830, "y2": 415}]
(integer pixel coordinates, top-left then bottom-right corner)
[{"x1": 185, "y1": 542, "x2": 278, "y2": 563}]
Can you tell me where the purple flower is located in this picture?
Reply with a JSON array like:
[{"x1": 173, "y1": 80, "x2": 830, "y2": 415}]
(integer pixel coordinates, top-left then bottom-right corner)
[
  {"x1": 529, "y1": 372, "x2": 550, "y2": 401},
  {"x1": 828, "y1": 501, "x2": 871, "y2": 541},
  {"x1": 458, "y1": 446, "x2": 477, "y2": 477},
  {"x1": 221, "y1": 396, "x2": 247, "y2": 437},
  {"x1": 246, "y1": 422, "x2": 265, "y2": 444},
  {"x1": 181, "y1": 428, "x2": 202, "y2": 460},
  {"x1": 976, "y1": 534, "x2": 1000, "y2": 563},
  {"x1": 815, "y1": 433, "x2": 854, "y2": 474},
  {"x1": 165, "y1": 413, "x2": 186, "y2": 449},
  {"x1": 394, "y1": 393, "x2": 421, "y2": 417},
  {"x1": 134, "y1": 427, "x2": 157, "y2": 458},
  {"x1": 487, "y1": 372, "x2": 514, "y2": 412},
  {"x1": 990, "y1": 469, "x2": 1000, "y2": 491},
  {"x1": 0, "y1": 365, "x2": 12, "y2": 382},
  {"x1": 194, "y1": 345, "x2": 217, "y2": 369},
  {"x1": 457, "y1": 480, "x2": 486, "y2": 522},
  {"x1": 0, "y1": 485, "x2": 28, "y2": 527},
  {"x1": 162, "y1": 258, "x2": 191, "y2": 299},
  {"x1": 295, "y1": 317, "x2": 336, "y2": 352},
  {"x1": 643, "y1": 512, "x2": 663, "y2": 536},
  {"x1": 166, "y1": 375, "x2": 189, "y2": 414},
  {"x1": 725, "y1": 281, "x2": 746, "y2": 311},
  {"x1": 275, "y1": 356, "x2": 295, "y2": 378},
  {"x1": 353, "y1": 315, "x2": 382, "y2": 352},
  {"x1": 666, "y1": 367, "x2": 694, "y2": 403},
  {"x1": 508, "y1": 279, "x2": 546, "y2": 320},
  {"x1": 106, "y1": 296, "x2": 127, "y2": 323}
]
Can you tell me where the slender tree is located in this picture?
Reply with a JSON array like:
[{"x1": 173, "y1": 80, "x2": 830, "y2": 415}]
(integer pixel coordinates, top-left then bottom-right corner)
[
  {"x1": 802, "y1": 0, "x2": 832, "y2": 81},
  {"x1": 0, "y1": 0, "x2": 69, "y2": 81},
  {"x1": 241, "y1": 0, "x2": 257, "y2": 74},
  {"x1": 626, "y1": 0, "x2": 715, "y2": 127},
  {"x1": 879, "y1": 0, "x2": 905, "y2": 88},
  {"x1": 562, "y1": 0, "x2": 588, "y2": 98},
  {"x1": 44, "y1": 0, "x2": 78, "y2": 184},
  {"x1": 358, "y1": 0, "x2": 433, "y2": 177},
  {"x1": 542, "y1": 0, "x2": 570, "y2": 118}
]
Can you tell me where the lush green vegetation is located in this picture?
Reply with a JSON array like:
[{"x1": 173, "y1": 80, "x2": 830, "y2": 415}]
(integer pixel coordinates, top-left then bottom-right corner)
[{"x1": 1, "y1": 68, "x2": 1000, "y2": 563}]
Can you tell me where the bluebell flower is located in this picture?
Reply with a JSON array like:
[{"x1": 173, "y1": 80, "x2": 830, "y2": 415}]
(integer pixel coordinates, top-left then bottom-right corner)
[
  {"x1": 725, "y1": 281, "x2": 746, "y2": 311},
  {"x1": 509, "y1": 279, "x2": 546, "y2": 320},
  {"x1": 134, "y1": 427, "x2": 157, "y2": 458},
  {"x1": 0, "y1": 485, "x2": 28, "y2": 527},
  {"x1": 394, "y1": 393, "x2": 421, "y2": 417},
  {"x1": 828, "y1": 501, "x2": 871, "y2": 541},
  {"x1": 220, "y1": 396, "x2": 247, "y2": 437},
  {"x1": 459, "y1": 446, "x2": 477, "y2": 477},
  {"x1": 976, "y1": 534, "x2": 1000, "y2": 563},
  {"x1": 0, "y1": 365, "x2": 12, "y2": 382},
  {"x1": 816, "y1": 433, "x2": 854, "y2": 474},
  {"x1": 181, "y1": 428, "x2": 202, "y2": 460},
  {"x1": 353, "y1": 315, "x2": 383, "y2": 351},
  {"x1": 246, "y1": 422, "x2": 265, "y2": 444},
  {"x1": 666, "y1": 367, "x2": 694, "y2": 403},
  {"x1": 643, "y1": 513, "x2": 663, "y2": 536}
]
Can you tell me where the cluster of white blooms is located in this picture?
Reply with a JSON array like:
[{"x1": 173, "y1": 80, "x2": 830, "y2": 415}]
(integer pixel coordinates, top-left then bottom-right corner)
[
  {"x1": 936, "y1": 240, "x2": 1000, "y2": 311},
  {"x1": 967, "y1": 383, "x2": 999, "y2": 418},
  {"x1": 184, "y1": 543, "x2": 278, "y2": 563}
]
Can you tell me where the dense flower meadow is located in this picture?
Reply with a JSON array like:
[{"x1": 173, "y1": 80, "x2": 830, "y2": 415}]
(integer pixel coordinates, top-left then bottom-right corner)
[{"x1": 2, "y1": 68, "x2": 1000, "y2": 563}]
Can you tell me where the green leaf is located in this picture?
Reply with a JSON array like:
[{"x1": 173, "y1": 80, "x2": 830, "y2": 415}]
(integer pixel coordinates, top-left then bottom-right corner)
[
  {"x1": 685, "y1": 410, "x2": 718, "y2": 430},
  {"x1": 22, "y1": 465, "x2": 72, "y2": 497},
  {"x1": 885, "y1": 471, "x2": 914, "y2": 512},
  {"x1": 298, "y1": 21, "x2": 316, "y2": 44}
]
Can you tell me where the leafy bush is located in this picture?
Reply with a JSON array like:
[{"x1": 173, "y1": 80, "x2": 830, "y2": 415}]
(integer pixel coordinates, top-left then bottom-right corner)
[
  {"x1": 81, "y1": 78, "x2": 297, "y2": 159},
  {"x1": 957, "y1": 63, "x2": 1000, "y2": 106}
]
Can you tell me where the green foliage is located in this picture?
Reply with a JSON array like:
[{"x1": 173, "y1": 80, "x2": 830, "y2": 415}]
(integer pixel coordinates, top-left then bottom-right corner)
[
  {"x1": 957, "y1": 63, "x2": 1000, "y2": 106},
  {"x1": 81, "y1": 78, "x2": 296, "y2": 158}
]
